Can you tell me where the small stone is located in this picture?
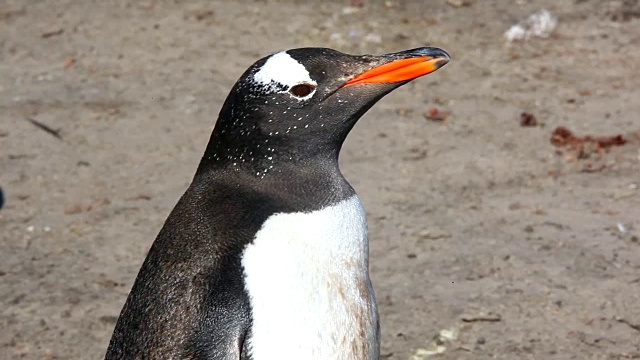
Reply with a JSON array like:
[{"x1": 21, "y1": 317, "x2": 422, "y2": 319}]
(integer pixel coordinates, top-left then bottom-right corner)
[
  {"x1": 508, "y1": 202, "x2": 524, "y2": 210},
  {"x1": 417, "y1": 229, "x2": 451, "y2": 240},
  {"x1": 64, "y1": 204, "x2": 83, "y2": 215},
  {"x1": 519, "y1": 112, "x2": 537, "y2": 127},
  {"x1": 446, "y1": 0, "x2": 474, "y2": 7}
]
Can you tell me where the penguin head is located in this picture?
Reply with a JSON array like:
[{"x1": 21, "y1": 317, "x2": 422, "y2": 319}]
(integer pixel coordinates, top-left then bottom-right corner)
[{"x1": 202, "y1": 47, "x2": 449, "y2": 174}]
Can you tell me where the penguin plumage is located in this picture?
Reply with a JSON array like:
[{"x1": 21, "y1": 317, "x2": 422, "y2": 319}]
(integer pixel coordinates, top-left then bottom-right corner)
[{"x1": 105, "y1": 47, "x2": 449, "y2": 360}]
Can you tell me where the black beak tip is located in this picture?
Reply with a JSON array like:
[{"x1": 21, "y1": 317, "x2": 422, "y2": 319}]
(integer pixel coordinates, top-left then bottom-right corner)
[
  {"x1": 435, "y1": 56, "x2": 450, "y2": 69},
  {"x1": 417, "y1": 46, "x2": 451, "y2": 61},
  {"x1": 384, "y1": 46, "x2": 451, "y2": 63},
  {"x1": 424, "y1": 47, "x2": 450, "y2": 70}
]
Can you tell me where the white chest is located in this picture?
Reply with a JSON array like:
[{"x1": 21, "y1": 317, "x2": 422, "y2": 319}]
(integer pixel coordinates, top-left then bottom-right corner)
[{"x1": 241, "y1": 195, "x2": 379, "y2": 360}]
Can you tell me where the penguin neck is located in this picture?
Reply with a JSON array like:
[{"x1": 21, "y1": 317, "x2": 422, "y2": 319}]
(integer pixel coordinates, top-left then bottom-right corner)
[
  {"x1": 193, "y1": 126, "x2": 356, "y2": 211},
  {"x1": 197, "y1": 122, "x2": 347, "y2": 180}
]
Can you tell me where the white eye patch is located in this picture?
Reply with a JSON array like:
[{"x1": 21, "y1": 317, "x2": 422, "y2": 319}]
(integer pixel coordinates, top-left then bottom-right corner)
[{"x1": 253, "y1": 51, "x2": 317, "y2": 100}]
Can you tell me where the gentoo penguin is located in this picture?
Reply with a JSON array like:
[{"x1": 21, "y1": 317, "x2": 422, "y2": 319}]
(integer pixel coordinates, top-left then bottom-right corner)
[{"x1": 105, "y1": 47, "x2": 449, "y2": 360}]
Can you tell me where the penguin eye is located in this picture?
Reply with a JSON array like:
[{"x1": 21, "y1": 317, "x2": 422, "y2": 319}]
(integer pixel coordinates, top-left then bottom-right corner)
[{"x1": 289, "y1": 83, "x2": 316, "y2": 98}]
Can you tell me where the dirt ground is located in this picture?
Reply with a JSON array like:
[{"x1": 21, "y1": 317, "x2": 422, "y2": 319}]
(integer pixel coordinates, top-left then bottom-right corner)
[{"x1": 1, "y1": 0, "x2": 640, "y2": 359}]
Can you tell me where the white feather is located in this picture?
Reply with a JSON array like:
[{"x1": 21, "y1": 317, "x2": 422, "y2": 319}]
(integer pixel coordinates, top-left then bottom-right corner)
[
  {"x1": 242, "y1": 195, "x2": 379, "y2": 360},
  {"x1": 253, "y1": 51, "x2": 317, "y2": 92}
]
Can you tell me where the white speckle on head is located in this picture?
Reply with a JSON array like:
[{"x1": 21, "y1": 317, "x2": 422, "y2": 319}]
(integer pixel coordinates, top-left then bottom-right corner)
[
  {"x1": 242, "y1": 195, "x2": 379, "y2": 359},
  {"x1": 253, "y1": 51, "x2": 317, "y2": 100}
]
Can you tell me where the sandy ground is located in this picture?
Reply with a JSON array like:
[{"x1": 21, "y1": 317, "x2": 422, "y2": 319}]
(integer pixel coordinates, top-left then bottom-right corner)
[{"x1": 1, "y1": 0, "x2": 640, "y2": 359}]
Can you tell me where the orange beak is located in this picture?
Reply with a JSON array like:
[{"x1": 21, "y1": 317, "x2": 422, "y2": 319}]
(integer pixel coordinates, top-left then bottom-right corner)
[{"x1": 342, "y1": 47, "x2": 450, "y2": 88}]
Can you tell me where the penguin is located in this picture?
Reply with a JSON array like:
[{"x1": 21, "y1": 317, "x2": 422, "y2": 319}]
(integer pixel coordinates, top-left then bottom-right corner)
[{"x1": 105, "y1": 47, "x2": 449, "y2": 360}]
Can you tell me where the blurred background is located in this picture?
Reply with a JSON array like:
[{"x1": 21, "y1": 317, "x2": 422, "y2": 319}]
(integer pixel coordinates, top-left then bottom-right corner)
[{"x1": 1, "y1": 0, "x2": 639, "y2": 359}]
